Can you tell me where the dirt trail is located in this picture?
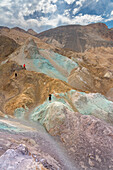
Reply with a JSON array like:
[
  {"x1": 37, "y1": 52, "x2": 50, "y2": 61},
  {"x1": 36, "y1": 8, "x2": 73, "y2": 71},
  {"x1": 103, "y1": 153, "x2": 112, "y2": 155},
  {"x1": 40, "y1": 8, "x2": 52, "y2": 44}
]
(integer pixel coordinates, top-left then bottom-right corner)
[
  {"x1": 5, "y1": 79, "x2": 21, "y2": 103},
  {"x1": 0, "y1": 93, "x2": 5, "y2": 113}
]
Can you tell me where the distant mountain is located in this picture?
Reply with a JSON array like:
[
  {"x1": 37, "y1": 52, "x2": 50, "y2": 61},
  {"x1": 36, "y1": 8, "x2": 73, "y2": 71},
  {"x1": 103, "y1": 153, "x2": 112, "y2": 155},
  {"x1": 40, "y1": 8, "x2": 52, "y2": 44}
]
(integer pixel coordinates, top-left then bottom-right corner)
[
  {"x1": 11, "y1": 27, "x2": 27, "y2": 33},
  {"x1": 0, "y1": 26, "x2": 55, "y2": 50},
  {"x1": 37, "y1": 23, "x2": 113, "y2": 52},
  {"x1": 27, "y1": 29, "x2": 37, "y2": 36}
]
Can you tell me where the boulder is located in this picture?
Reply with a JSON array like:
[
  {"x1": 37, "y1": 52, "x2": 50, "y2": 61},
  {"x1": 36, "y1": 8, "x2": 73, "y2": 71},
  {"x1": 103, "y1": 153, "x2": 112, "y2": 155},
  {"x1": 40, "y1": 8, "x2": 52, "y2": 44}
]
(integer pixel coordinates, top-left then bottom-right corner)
[
  {"x1": 31, "y1": 101, "x2": 68, "y2": 136},
  {"x1": 0, "y1": 144, "x2": 48, "y2": 170}
]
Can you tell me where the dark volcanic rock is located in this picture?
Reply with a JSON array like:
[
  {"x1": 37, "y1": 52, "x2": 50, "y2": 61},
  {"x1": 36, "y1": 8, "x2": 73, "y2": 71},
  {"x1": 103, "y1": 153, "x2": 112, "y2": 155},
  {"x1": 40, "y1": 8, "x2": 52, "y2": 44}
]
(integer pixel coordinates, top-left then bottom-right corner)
[{"x1": 37, "y1": 23, "x2": 113, "y2": 52}]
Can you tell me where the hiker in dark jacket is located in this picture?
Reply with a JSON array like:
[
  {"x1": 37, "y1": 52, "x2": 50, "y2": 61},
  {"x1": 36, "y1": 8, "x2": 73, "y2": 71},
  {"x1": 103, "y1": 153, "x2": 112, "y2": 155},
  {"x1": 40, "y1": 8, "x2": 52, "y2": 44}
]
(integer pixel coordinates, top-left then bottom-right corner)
[
  {"x1": 15, "y1": 72, "x2": 17, "y2": 78},
  {"x1": 49, "y1": 94, "x2": 52, "y2": 102}
]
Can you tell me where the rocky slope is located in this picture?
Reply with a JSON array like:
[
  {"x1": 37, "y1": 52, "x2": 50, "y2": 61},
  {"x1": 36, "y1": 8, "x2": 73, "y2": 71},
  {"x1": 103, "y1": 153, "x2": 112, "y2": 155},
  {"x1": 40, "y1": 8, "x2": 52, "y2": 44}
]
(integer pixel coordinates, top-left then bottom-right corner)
[
  {"x1": 68, "y1": 47, "x2": 113, "y2": 97},
  {"x1": 8, "y1": 37, "x2": 78, "y2": 82},
  {"x1": 0, "y1": 61, "x2": 72, "y2": 115},
  {"x1": 0, "y1": 35, "x2": 19, "y2": 62},
  {"x1": 37, "y1": 23, "x2": 113, "y2": 52},
  {"x1": 0, "y1": 26, "x2": 56, "y2": 50},
  {"x1": 31, "y1": 100, "x2": 113, "y2": 170}
]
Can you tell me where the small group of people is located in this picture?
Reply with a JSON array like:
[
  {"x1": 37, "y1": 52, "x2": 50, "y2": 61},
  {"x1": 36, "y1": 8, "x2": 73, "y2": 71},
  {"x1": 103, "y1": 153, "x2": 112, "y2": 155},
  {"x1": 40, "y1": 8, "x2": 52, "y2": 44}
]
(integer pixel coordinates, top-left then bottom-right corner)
[{"x1": 14, "y1": 63, "x2": 53, "y2": 103}]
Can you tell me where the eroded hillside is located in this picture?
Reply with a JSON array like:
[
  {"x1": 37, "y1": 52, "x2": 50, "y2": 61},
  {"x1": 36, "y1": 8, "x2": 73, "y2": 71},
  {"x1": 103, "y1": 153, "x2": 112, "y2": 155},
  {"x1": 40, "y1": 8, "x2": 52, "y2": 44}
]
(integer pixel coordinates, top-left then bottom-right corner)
[{"x1": 0, "y1": 25, "x2": 113, "y2": 170}]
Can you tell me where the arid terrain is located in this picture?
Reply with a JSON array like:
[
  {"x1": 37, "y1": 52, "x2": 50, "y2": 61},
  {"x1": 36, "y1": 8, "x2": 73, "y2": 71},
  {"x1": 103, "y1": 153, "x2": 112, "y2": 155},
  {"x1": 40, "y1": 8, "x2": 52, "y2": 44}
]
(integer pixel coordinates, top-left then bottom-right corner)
[{"x1": 0, "y1": 23, "x2": 113, "y2": 170}]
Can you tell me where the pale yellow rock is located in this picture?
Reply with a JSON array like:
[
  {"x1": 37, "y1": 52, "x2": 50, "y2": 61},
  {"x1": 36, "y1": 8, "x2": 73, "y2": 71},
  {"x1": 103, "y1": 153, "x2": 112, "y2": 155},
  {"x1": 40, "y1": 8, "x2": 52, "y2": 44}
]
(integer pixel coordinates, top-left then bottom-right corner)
[{"x1": 104, "y1": 71, "x2": 113, "y2": 78}]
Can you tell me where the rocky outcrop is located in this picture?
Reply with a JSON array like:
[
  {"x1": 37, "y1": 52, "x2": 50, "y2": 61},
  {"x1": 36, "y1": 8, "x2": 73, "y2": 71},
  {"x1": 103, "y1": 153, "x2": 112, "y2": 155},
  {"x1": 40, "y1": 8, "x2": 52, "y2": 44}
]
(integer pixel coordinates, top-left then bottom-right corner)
[
  {"x1": 68, "y1": 47, "x2": 113, "y2": 96},
  {"x1": 71, "y1": 91, "x2": 113, "y2": 124},
  {"x1": 0, "y1": 144, "x2": 48, "y2": 170},
  {"x1": 31, "y1": 102, "x2": 68, "y2": 136},
  {"x1": 31, "y1": 101, "x2": 113, "y2": 170}
]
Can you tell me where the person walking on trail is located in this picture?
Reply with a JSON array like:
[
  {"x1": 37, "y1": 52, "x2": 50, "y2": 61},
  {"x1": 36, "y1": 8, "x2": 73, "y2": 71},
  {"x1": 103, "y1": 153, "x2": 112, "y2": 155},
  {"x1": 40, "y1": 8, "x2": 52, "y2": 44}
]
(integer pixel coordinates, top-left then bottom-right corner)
[
  {"x1": 15, "y1": 72, "x2": 17, "y2": 78},
  {"x1": 49, "y1": 94, "x2": 52, "y2": 102},
  {"x1": 23, "y1": 64, "x2": 26, "y2": 69}
]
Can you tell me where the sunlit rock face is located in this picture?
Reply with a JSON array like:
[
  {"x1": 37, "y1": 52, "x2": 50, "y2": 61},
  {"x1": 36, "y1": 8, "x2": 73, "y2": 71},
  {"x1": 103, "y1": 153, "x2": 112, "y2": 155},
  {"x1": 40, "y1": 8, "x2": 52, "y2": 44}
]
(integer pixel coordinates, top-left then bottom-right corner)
[
  {"x1": 71, "y1": 91, "x2": 113, "y2": 124},
  {"x1": 68, "y1": 47, "x2": 113, "y2": 96},
  {"x1": 31, "y1": 101, "x2": 69, "y2": 136}
]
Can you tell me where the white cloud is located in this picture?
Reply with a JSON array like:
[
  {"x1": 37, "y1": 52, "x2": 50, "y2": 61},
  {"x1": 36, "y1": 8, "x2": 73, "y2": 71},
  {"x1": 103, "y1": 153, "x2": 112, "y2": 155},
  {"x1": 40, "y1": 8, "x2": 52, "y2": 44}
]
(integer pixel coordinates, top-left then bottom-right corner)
[
  {"x1": 111, "y1": 11, "x2": 113, "y2": 16},
  {"x1": 64, "y1": 0, "x2": 75, "y2": 5},
  {"x1": 73, "y1": 8, "x2": 80, "y2": 15},
  {"x1": 0, "y1": 0, "x2": 111, "y2": 32},
  {"x1": 57, "y1": 14, "x2": 103, "y2": 25},
  {"x1": 63, "y1": 9, "x2": 71, "y2": 17},
  {"x1": 71, "y1": 14, "x2": 103, "y2": 25},
  {"x1": 38, "y1": 14, "x2": 103, "y2": 27},
  {"x1": 51, "y1": 0, "x2": 58, "y2": 3},
  {"x1": 76, "y1": 0, "x2": 86, "y2": 7}
]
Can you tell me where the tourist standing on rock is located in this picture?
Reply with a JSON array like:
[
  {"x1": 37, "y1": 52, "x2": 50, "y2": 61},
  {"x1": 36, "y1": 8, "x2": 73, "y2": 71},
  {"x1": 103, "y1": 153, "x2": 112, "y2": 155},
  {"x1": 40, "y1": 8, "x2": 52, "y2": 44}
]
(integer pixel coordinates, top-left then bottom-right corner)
[
  {"x1": 15, "y1": 72, "x2": 17, "y2": 78},
  {"x1": 23, "y1": 64, "x2": 26, "y2": 69},
  {"x1": 49, "y1": 94, "x2": 52, "y2": 102}
]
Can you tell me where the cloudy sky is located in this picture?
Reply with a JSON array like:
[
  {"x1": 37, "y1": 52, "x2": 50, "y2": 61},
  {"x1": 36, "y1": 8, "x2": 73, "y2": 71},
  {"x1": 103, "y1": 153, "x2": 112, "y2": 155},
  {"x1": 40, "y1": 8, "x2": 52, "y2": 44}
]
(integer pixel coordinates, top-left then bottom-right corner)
[{"x1": 0, "y1": 0, "x2": 113, "y2": 32}]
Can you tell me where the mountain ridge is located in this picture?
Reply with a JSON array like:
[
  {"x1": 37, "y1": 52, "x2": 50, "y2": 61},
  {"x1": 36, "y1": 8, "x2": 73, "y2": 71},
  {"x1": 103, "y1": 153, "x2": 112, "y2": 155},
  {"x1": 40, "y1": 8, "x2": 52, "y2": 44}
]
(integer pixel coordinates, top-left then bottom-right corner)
[{"x1": 37, "y1": 22, "x2": 113, "y2": 52}]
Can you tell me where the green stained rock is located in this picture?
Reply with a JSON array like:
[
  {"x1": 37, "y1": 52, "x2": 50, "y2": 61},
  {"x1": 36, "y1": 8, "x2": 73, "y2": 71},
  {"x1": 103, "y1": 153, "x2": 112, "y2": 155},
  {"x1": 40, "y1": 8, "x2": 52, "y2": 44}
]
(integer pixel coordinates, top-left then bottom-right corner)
[{"x1": 31, "y1": 101, "x2": 69, "y2": 135}]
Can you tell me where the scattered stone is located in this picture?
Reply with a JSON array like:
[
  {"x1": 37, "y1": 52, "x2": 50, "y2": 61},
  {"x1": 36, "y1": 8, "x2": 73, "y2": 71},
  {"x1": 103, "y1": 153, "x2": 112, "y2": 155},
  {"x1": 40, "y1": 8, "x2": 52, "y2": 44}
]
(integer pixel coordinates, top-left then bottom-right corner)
[
  {"x1": 96, "y1": 155, "x2": 101, "y2": 163},
  {"x1": 0, "y1": 144, "x2": 48, "y2": 170},
  {"x1": 17, "y1": 144, "x2": 29, "y2": 155},
  {"x1": 104, "y1": 71, "x2": 113, "y2": 78},
  {"x1": 88, "y1": 158, "x2": 95, "y2": 167},
  {"x1": 40, "y1": 158, "x2": 53, "y2": 169}
]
